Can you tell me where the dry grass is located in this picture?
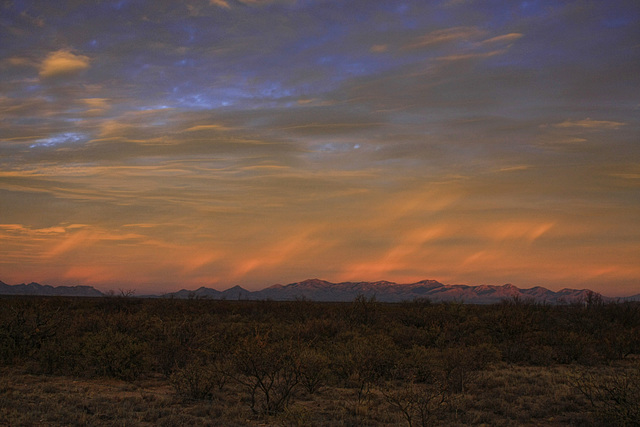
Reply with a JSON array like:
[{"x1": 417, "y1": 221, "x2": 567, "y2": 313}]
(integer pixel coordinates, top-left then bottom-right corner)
[
  {"x1": 0, "y1": 368, "x2": 247, "y2": 426},
  {"x1": 3, "y1": 361, "x2": 633, "y2": 426},
  {"x1": 459, "y1": 364, "x2": 591, "y2": 426}
]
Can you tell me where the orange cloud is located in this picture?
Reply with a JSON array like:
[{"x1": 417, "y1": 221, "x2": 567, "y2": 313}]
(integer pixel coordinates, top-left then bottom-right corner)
[
  {"x1": 182, "y1": 250, "x2": 223, "y2": 273},
  {"x1": 39, "y1": 50, "x2": 90, "y2": 78},
  {"x1": 485, "y1": 222, "x2": 555, "y2": 243},
  {"x1": 339, "y1": 225, "x2": 450, "y2": 281},
  {"x1": 183, "y1": 124, "x2": 230, "y2": 132},
  {"x1": 481, "y1": 33, "x2": 523, "y2": 45},
  {"x1": 63, "y1": 265, "x2": 115, "y2": 283},
  {"x1": 7, "y1": 56, "x2": 37, "y2": 67},
  {"x1": 46, "y1": 228, "x2": 145, "y2": 258},
  {"x1": 230, "y1": 226, "x2": 328, "y2": 279},
  {"x1": 209, "y1": 0, "x2": 231, "y2": 8},
  {"x1": 552, "y1": 118, "x2": 626, "y2": 130}
]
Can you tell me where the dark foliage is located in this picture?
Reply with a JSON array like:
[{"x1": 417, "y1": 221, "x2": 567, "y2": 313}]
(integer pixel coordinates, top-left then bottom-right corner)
[{"x1": 0, "y1": 295, "x2": 639, "y2": 422}]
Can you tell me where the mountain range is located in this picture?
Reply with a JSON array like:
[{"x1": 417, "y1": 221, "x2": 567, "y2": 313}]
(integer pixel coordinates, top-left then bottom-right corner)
[
  {"x1": 0, "y1": 281, "x2": 104, "y2": 297},
  {"x1": 1, "y1": 278, "x2": 638, "y2": 304}
]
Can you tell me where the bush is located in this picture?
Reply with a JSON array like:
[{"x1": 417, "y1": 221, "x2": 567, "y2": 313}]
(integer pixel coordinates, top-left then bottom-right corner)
[
  {"x1": 81, "y1": 328, "x2": 147, "y2": 380},
  {"x1": 569, "y1": 362, "x2": 640, "y2": 426},
  {"x1": 332, "y1": 332, "x2": 397, "y2": 400},
  {"x1": 436, "y1": 343, "x2": 501, "y2": 394},
  {"x1": 298, "y1": 347, "x2": 330, "y2": 394},
  {"x1": 0, "y1": 302, "x2": 60, "y2": 365},
  {"x1": 230, "y1": 331, "x2": 301, "y2": 415},
  {"x1": 170, "y1": 360, "x2": 227, "y2": 400},
  {"x1": 382, "y1": 379, "x2": 449, "y2": 427}
]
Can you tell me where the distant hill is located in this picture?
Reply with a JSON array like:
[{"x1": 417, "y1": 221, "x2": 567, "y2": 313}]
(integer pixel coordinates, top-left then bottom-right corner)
[
  {"x1": 162, "y1": 278, "x2": 625, "y2": 304},
  {"x1": 166, "y1": 285, "x2": 251, "y2": 300},
  {"x1": 0, "y1": 281, "x2": 104, "y2": 297},
  {"x1": 2, "y1": 278, "x2": 635, "y2": 304},
  {"x1": 623, "y1": 293, "x2": 640, "y2": 302}
]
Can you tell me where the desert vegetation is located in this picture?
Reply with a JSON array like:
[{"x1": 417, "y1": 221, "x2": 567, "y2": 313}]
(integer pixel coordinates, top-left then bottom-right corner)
[{"x1": 0, "y1": 294, "x2": 639, "y2": 425}]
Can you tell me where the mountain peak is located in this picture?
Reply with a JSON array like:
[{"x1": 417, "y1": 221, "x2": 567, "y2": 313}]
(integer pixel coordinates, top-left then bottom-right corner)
[
  {"x1": 415, "y1": 279, "x2": 444, "y2": 285},
  {"x1": 297, "y1": 278, "x2": 333, "y2": 286}
]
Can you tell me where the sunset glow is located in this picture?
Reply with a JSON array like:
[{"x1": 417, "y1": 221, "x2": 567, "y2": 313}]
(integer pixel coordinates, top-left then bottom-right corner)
[{"x1": 1, "y1": 1, "x2": 639, "y2": 295}]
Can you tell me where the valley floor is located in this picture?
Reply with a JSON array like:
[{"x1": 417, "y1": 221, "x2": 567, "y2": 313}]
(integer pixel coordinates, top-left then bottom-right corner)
[
  {"x1": 2, "y1": 362, "x2": 636, "y2": 426},
  {"x1": 1, "y1": 297, "x2": 638, "y2": 426}
]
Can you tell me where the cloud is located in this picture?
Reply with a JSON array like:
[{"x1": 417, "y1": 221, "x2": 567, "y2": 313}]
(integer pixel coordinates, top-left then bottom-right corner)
[
  {"x1": 209, "y1": 0, "x2": 231, "y2": 8},
  {"x1": 81, "y1": 98, "x2": 111, "y2": 117},
  {"x1": 6, "y1": 56, "x2": 37, "y2": 67},
  {"x1": 182, "y1": 250, "x2": 223, "y2": 273},
  {"x1": 47, "y1": 228, "x2": 148, "y2": 258},
  {"x1": 370, "y1": 44, "x2": 388, "y2": 53},
  {"x1": 230, "y1": 227, "x2": 323, "y2": 279},
  {"x1": 339, "y1": 225, "x2": 451, "y2": 281},
  {"x1": 496, "y1": 165, "x2": 531, "y2": 173},
  {"x1": 83, "y1": 98, "x2": 109, "y2": 109},
  {"x1": 403, "y1": 27, "x2": 485, "y2": 50},
  {"x1": 236, "y1": 0, "x2": 295, "y2": 6},
  {"x1": 398, "y1": 28, "x2": 521, "y2": 66},
  {"x1": 209, "y1": 0, "x2": 293, "y2": 8},
  {"x1": 183, "y1": 124, "x2": 230, "y2": 132},
  {"x1": 0, "y1": 0, "x2": 638, "y2": 295},
  {"x1": 436, "y1": 49, "x2": 506, "y2": 61},
  {"x1": 483, "y1": 221, "x2": 555, "y2": 243},
  {"x1": 30, "y1": 132, "x2": 87, "y2": 148},
  {"x1": 238, "y1": 105, "x2": 386, "y2": 137},
  {"x1": 552, "y1": 118, "x2": 626, "y2": 130},
  {"x1": 39, "y1": 50, "x2": 90, "y2": 78},
  {"x1": 0, "y1": 224, "x2": 67, "y2": 235},
  {"x1": 480, "y1": 33, "x2": 524, "y2": 45}
]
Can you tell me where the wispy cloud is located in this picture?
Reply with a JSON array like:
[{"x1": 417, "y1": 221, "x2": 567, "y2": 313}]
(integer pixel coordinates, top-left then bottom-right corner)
[
  {"x1": 30, "y1": 132, "x2": 87, "y2": 148},
  {"x1": 370, "y1": 44, "x2": 388, "y2": 53},
  {"x1": 183, "y1": 124, "x2": 231, "y2": 132},
  {"x1": 436, "y1": 49, "x2": 506, "y2": 62},
  {"x1": 209, "y1": 0, "x2": 231, "y2": 8},
  {"x1": 209, "y1": 0, "x2": 293, "y2": 8},
  {"x1": 403, "y1": 27, "x2": 485, "y2": 50},
  {"x1": 480, "y1": 33, "x2": 524, "y2": 45},
  {"x1": 552, "y1": 118, "x2": 626, "y2": 130}
]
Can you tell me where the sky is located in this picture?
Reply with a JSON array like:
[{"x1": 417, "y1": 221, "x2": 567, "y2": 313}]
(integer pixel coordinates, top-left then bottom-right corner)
[{"x1": 1, "y1": 0, "x2": 639, "y2": 296}]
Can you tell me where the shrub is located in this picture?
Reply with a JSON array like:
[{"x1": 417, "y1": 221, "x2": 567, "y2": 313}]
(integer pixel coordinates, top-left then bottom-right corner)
[
  {"x1": 81, "y1": 328, "x2": 147, "y2": 380},
  {"x1": 436, "y1": 343, "x2": 501, "y2": 394},
  {"x1": 298, "y1": 347, "x2": 330, "y2": 394},
  {"x1": 153, "y1": 320, "x2": 201, "y2": 376},
  {"x1": 382, "y1": 379, "x2": 449, "y2": 427},
  {"x1": 332, "y1": 332, "x2": 398, "y2": 402},
  {"x1": 349, "y1": 294, "x2": 380, "y2": 326},
  {"x1": 230, "y1": 331, "x2": 301, "y2": 415},
  {"x1": 0, "y1": 302, "x2": 60, "y2": 365},
  {"x1": 170, "y1": 360, "x2": 226, "y2": 400},
  {"x1": 569, "y1": 362, "x2": 640, "y2": 426}
]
